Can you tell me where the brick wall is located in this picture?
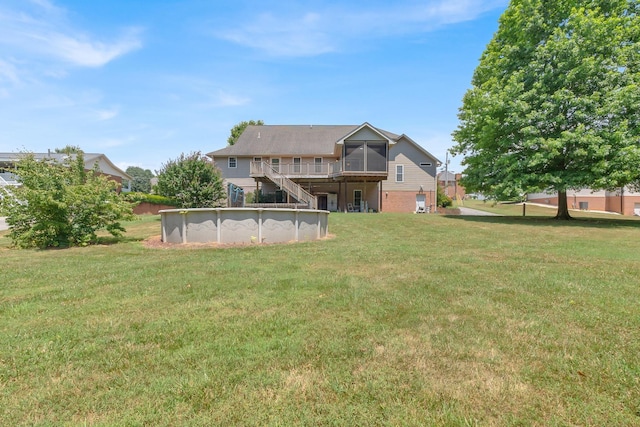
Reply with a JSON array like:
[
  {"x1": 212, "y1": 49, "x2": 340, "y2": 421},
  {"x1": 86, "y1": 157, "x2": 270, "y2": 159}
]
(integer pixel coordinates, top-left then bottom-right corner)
[
  {"x1": 133, "y1": 202, "x2": 175, "y2": 215},
  {"x1": 382, "y1": 191, "x2": 436, "y2": 213}
]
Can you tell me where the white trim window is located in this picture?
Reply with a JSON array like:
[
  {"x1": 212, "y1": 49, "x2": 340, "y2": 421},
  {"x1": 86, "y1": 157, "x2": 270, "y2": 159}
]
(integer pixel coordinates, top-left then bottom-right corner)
[
  {"x1": 396, "y1": 164, "x2": 404, "y2": 182},
  {"x1": 314, "y1": 157, "x2": 323, "y2": 173},
  {"x1": 228, "y1": 157, "x2": 237, "y2": 168},
  {"x1": 293, "y1": 157, "x2": 301, "y2": 174},
  {"x1": 271, "y1": 158, "x2": 280, "y2": 173}
]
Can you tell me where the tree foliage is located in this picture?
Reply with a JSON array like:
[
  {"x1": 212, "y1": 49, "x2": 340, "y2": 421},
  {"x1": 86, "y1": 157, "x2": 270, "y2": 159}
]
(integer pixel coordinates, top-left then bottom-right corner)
[
  {"x1": 125, "y1": 166, "x2": 154, "y2": 193},
  {"x1": 451, "y1": 0, "x2": 640, "y2": 219},
  {"x1": 437, "y1": 184, "x2": 453, "y2": 208},
  {"x1": 155, "y1": 151, "x2": 225, "y2": 208},
  {"x1": 0, "y1": 152, "x2": 134, "y2": 248},
  {"x1": 227, "y1": 120, "x2": 264, "y2": 145},
  {"x1": 54, "y1": 145, "x2": 83, "y2": 154}
]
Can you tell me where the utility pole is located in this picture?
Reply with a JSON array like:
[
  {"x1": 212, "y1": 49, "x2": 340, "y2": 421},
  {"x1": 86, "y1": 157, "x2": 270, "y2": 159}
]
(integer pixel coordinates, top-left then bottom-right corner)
[{"x1": 445, "y1": 151, "x2": 449, "y2": 198}]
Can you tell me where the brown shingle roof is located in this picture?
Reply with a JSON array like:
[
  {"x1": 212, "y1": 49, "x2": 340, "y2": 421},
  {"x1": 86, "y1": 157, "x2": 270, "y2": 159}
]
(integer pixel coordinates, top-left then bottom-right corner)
[{"x1": 207, "y1": 124, "x2": 401, "y2": 157}]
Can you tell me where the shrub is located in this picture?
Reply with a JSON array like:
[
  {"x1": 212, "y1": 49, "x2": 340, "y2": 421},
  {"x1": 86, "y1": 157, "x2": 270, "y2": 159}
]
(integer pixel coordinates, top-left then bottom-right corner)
[
  {"x1": 124, "y1": 192, "x2": 179, "y2": 207},
  {"x1": 437, "y1": 185, "x2": 453, "y2": 208},
  {"x1": 155, "y1": 152, "x2": 225, "y2": 208},
  {"x1": 0, "y1": 153, "x2": 134, "y2": 248}
]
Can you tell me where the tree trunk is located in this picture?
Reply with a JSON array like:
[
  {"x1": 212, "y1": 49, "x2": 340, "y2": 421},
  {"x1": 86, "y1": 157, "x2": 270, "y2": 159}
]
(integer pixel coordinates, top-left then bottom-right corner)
[{"x1": 555, "y1": 190, "x2": 572, "y2": 220}]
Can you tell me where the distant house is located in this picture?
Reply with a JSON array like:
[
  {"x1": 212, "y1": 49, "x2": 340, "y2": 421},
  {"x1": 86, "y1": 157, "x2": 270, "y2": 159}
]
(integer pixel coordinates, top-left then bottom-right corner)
[
  {"x1": 207, "y1": 123, "x2": 441, "y2": 213},
  {"x1": 528, "y1": 188, "x2": 640, "y2": 216},
  {"x1": 0, "y1": 152, "x2": 132, "y2": 191},
  {"x1": 438, "y1": 171, "x2": 466, "y2": 201}
]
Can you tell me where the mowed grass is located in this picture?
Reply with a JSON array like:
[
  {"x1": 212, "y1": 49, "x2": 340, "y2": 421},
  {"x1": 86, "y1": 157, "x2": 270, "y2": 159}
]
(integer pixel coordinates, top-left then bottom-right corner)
[{"x1": 1, "y1": 213, "x2": 639, "y2": 426}]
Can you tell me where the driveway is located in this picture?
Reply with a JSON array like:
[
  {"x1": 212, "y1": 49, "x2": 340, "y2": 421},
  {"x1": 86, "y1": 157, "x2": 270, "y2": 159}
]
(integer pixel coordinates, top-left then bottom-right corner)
[
  {"x1": 457, "y1": 207, "x2": 502, "y2": 216},
  {"x1": 0, "y1": 217, "x2": 8, "y2": 231}
]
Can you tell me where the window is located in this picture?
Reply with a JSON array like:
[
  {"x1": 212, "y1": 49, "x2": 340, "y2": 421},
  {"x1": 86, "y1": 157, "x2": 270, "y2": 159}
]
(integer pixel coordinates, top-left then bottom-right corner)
[
  {"x1": 314, "y1": 157, "x2": 323, "y2": 173},
  {"x1": 396, "y1": 165, "x2": 404, "y2": 182},
  {"x1": 420, "y1": 162, "x2": 432, "y2": 167},
  {"x1": 254, "y1": 157, "x2": 262, "y2": 162},
  {"x1": 271, "y1": 158, "x2": 280, "y2": 173},
  {"x1": 228, "y1": 157, "x2": 237, "y2": 168},
  {"x1": 293, "y1": 157, "x2": 301, "y2": 174}
]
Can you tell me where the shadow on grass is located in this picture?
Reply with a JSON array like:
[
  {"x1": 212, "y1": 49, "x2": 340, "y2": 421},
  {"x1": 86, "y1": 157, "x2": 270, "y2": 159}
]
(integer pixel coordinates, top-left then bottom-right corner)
[
  {"x1": 443, "y1": 214, "x2": 640, "y2": 229},
  {"x1": 95, "y1": 235, "x2": 147, "y2": 245}
]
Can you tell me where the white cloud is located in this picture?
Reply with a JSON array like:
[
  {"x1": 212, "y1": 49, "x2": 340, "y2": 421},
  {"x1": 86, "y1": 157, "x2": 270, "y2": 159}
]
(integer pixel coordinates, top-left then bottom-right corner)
[
  {"x1": 216, "y1": 0, "x2": 506, "y2": 57},
  {"x1": 0, "y1": 1, "x2": 143, "y2": 69},
  {"x1": 44, "y1": 29, "x2": 142, "y2": 67}
]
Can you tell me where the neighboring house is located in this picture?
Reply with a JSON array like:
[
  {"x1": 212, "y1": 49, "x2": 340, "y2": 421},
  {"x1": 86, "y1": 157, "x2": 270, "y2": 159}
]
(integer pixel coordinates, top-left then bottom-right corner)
[
  {"x1": 207, "y1": 123, "x2": 441, "y2": 213},
  {"x1": 438, "y1": 171, "x2": 466, "y2": 201},
  {"x1": 528, "y1": 188, "x2": 640, "y2": 216},
  {"x1": 0, "y1": 152, "x2": 132, "y2": 191}
]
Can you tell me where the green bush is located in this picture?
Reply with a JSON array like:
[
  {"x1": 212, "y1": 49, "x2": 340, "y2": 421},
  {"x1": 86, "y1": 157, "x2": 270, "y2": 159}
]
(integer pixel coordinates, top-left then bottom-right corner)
[
  {"x1": 124, "y1": 192, "x2": 179, "y2": 206},
  {"x1": 437, "y1": 185, "x2": 453, "y2": 208},
  {"x1": 155, "y1": 152, "x2": 225, "y2": 208},
  {"x1": 0, "y1": 153, "x2": 134, "y2": 248}
]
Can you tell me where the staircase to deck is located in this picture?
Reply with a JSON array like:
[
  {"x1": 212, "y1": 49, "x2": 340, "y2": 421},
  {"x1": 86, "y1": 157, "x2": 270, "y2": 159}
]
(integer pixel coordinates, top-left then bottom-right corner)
[{"x1": 257, "y1": 162, "x2": 317, "y2": 209}]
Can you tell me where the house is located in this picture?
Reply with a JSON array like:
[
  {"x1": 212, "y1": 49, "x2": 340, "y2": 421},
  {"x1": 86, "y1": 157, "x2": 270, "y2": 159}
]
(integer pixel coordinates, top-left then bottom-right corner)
[
  {"x1": 528, "y1": 188, "x2": 640, "y2": 216},
  {"x1": 438, "y1": 171, "x2": 466, "y2": 201},
  {"x1": 0, "y1": 152, "x2": 132, "y2": 191},
  {"x1": 207, "y1": 123, "x2": 441, "y2": 213}
]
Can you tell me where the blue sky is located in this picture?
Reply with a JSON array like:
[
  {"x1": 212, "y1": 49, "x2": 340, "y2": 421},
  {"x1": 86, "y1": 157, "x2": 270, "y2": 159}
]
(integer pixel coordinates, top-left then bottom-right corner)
[{"x1": 0, "y1": 0, "x2": 508, "y2": 174}]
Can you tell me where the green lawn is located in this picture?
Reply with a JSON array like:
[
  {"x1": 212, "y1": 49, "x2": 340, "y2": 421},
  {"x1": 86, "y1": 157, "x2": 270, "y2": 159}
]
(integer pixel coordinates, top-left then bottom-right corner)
[{"x1": 1, "y1": 213, "x2": 639, "y2": 426}]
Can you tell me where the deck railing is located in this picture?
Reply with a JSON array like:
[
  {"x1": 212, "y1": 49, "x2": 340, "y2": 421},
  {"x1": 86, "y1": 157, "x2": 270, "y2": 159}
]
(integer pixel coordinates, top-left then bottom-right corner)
[
  {"x1": 252, "y1": 162, "x2": 317, "y2": 209},
  {"x1": 251, "y1": 161, "x2": 339, "y2": 178},
  {"x1": 249, "y1": 160, "x2": 388, "y2": 179}
]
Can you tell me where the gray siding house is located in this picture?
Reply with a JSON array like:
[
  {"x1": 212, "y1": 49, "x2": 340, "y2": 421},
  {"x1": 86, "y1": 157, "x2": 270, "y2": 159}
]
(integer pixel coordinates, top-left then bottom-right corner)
[
  {"x1": 0, "y1": 152, "x2": 132, "y2": 191},
  {"x1": 207, "y1": 123, "x2": 441, "y2": 213}
]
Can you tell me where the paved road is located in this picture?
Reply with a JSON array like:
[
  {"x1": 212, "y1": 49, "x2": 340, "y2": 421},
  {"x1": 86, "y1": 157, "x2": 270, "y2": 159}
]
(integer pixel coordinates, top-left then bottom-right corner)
[
  {"x1": 457, "y1": 207, "x2": 502, "y2": 216},
  {"x1": 0, "y1": 217, "x2": 8, "y2": 231}
]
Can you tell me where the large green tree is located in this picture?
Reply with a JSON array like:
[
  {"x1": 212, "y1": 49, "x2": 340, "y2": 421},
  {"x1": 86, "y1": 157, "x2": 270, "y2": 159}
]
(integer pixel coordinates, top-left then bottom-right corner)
[
  {"x1": 155, "y1": 151, "x2": 225, "y2": 208},
  {"x1": 125, "y1": 166, "x2": 154, "y2": 193},
  {"x1": 451, "y1": 0, "x2": 640, "y2": 219},
  {"x1": 227, "y1": 120, "x2": 264, "y2": 145},
  {"x1": 0, "y1": 152, "x2": 134, "y2": 248}
]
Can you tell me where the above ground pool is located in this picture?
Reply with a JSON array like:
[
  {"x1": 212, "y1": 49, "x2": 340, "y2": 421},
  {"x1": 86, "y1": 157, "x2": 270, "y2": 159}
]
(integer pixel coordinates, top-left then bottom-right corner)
[{"x1": 159, "y1": 208, "x2": 329, "y2": 244}]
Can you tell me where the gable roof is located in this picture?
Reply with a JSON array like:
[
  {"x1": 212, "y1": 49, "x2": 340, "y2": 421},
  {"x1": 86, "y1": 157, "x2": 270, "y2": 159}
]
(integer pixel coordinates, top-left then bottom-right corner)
[
  {"x1": 395, "y1": 134, "x2": 442, "y2": 166},
  {"x1": 0, "y1": 152, "x2": 132, "y2": 181},
  {"x1": 207, "y1": 123, "x2": 402, "y2": 158},
  {"x1": 336, "y1": 122, "x2": 398, "y2": 145}
]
